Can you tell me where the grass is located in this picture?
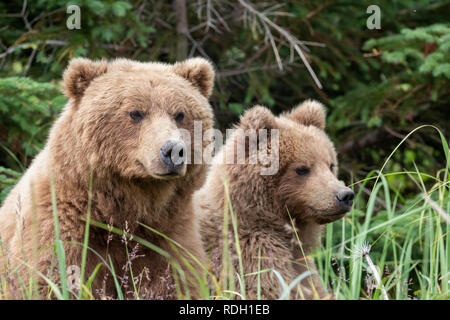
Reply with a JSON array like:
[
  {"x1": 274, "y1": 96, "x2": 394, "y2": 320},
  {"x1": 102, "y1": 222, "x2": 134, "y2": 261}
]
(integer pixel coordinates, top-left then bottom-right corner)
[
  {"x1": 314, "y1": 125, "x2": 449, "y2": 300},
  {"x1": 0, "y1": 126, "x2": 448, "y2": 300},
  {"x1": 315, "y1": 169, "x2": 449, "y2": 300}
]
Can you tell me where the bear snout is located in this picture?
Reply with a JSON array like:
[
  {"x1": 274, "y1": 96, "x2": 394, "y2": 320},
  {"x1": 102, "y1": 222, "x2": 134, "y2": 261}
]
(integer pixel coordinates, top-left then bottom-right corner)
[
  {"x1": 159, "y1": 140, "x2": 187, "y2": 175},
  {"x1": 335, "y1": 188, "x2": 354, "y2": 210}
]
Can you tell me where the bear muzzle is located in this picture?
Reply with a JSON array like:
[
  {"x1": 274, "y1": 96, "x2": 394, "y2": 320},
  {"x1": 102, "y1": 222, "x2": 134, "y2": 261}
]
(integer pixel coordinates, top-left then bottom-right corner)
[
  {"x1": 314, "y1": 188, "x2": 354, "y2": 224},
  {"x1": 335, "y1": 188, "x2": 354, "y2": 210},
  {"x1": 158, "y1": 140, "x2": 187, "y2": 177}
]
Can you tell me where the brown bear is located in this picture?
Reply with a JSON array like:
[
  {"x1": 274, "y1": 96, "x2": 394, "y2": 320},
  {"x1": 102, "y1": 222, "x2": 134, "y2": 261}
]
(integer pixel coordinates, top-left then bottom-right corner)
[
  {"x1": 0, "y1": 57, "x2": 215, "y2": 299},
  {"x1": 195, "y1": 100, "x2": 354, "y2": 299}
]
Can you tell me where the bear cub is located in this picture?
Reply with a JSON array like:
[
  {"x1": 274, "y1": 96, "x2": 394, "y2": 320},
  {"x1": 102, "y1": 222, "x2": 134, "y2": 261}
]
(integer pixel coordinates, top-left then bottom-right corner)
[{"x1": 195, "y1": 100, "x2": 354, "y2": 299}]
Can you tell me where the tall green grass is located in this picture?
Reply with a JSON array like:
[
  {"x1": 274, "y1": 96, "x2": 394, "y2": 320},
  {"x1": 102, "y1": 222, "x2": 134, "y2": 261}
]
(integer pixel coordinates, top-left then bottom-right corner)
[
  {"x1": 315, "y1": 126, "x2": 449, "y2": 300},
  {"x1": 0, "y1": 126, "x2": 448, "y2": 300}
]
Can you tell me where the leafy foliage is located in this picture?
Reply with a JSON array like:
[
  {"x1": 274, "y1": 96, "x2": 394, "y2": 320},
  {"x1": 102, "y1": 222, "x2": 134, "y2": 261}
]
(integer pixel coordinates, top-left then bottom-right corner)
[
  {"x1": 0, "y1": 77, "x2": 65, "y2": 201},
  {"x1": 330, "y1": 22, "x2": 449, "y2": 181},
  {"x1": 0, "y1": 77, "x2": 65, "y2": 165}
]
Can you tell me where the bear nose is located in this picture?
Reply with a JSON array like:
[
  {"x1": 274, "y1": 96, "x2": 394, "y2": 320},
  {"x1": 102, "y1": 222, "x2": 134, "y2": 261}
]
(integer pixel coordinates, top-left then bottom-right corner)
[
  {"x1": 336, "y1": 189, "x2": 354, "y2": 208},
  {"x1": 160, "y1": 140, "x2": 186, "y2": 173}
]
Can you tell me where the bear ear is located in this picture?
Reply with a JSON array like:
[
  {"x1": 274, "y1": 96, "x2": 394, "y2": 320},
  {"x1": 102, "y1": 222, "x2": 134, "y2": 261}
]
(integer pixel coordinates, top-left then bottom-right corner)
[
  {"x1": 172, "y1": 57, "x2": 215, "y2": 98},
  {"x1": 287, "y1": 99, "x2": 326, "y2": 130},
  {"x1": 239, "y1": 106, "x2": 277, "y2": 130},
  {"x1": 63, "y1": 58, "x2": 108, "y2": 100}
]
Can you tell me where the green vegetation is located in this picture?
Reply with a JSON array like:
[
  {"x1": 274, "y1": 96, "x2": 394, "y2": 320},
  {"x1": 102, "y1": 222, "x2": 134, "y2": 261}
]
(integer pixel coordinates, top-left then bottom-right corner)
[{"x1": 0, "y1": 0, "x2": 448, "y2": 299}]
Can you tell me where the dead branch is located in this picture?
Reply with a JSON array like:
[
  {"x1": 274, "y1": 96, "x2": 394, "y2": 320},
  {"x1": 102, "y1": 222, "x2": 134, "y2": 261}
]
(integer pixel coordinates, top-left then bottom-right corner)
[{"x1": 237, "y1": 0, "x2": 323, "y2": 89}]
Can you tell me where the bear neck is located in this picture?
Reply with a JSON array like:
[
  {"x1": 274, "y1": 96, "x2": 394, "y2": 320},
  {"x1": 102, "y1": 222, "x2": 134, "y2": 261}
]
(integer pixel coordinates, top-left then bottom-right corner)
[{"x1": 273, "y1": 199, "x2": 322, "y2": 254}]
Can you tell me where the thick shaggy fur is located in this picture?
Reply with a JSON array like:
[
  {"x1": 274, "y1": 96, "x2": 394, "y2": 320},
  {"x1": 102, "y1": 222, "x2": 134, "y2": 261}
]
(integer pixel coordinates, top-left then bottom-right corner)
[
  {"x1": 0, "y1": 57, "x2": 215, "y2": 299},
  {"x1": 195, "y1": 101, "x2": 350, "y2": 299}
]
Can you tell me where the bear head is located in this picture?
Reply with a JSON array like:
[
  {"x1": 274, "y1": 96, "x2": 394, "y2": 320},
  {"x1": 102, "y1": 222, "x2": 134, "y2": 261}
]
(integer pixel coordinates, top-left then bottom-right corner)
[
  {"x1": 237, "y1": 100, "x2": 354, "y2": 224},
  {"x1": 61, "y1": 57, "x2": 215, "y2": 180}
]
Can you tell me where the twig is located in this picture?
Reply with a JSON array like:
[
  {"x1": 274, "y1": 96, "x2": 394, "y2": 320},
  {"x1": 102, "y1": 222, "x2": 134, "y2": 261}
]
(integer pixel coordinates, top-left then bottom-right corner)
[
  {"x1": 338, "y1": 130, "x2": 382, "y2": 154},
  {"x1": 383, "y1": 126, "x2": 406, "y2": 140},
  {"x1": 22, "y1": 46, "x2": 37, "y2": 77},
  {"x1": 304, "y1": 1, "x2": 331, "y2": 20},
  {"x1": 29, "y1": 8, "x2": 65, "y2": 26},
  {"x1": 217, "y1": 58, "x2": 299, "y2": 78},
  {"x1": 361, "y1": 187, "x2": 387, "y2": 209},
  {"x1": 186, "y1": 32, "x2": 213, "y2": 61},
  {"x1": 21, "y1": 0, "x2": 32, "y2": 32},
  {"x1": 422, "y1": 193, "x2": 450, "y2": 224},
  {"x1": 189, "y1": 12, "x2": 237, "y2": 33},
  {"x1": 237, "y1": 42, "x2": 270, "y2": 69},
  {"x1": 238, "y1": 0, "x2": 323, "y2": 89}
]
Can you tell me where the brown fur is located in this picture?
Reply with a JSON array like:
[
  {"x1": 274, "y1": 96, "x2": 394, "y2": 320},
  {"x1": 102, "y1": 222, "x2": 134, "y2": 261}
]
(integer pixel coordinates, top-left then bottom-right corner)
[
  {"x1": 0, "y1": 57, "x2": 215, "y2": 299},
  {"x1": 195, "y1": 100, "x2": 351, "y2": 299}
]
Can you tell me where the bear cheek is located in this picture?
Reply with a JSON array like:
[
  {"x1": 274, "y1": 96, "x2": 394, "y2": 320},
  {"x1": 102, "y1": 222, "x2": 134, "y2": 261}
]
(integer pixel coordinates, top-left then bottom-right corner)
[
  {"x1": 294, "y1": 188, "x2": 335, "y2": 222},
  {"x1": 314, "y1": 198, "x2": 347, "y2": 224},
  {"x1": 284, "y1": 190, "x2": 310, "y2": 219}
]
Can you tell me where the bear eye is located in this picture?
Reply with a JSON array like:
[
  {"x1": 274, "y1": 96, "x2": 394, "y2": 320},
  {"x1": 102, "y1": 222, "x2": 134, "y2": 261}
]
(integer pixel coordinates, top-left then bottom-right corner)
[
  {"x1": 174, "y1": 111, "x2": 184, "y2": 123},
  {"x1": 295, "y1": 166, "x2": 310, "y2": 176},
  {"x1": 330, "y1": 164, "x2": 335, "y2": 172},
  {"x1": 129, "y1": 110, "x2": 145, "y2": 122}
]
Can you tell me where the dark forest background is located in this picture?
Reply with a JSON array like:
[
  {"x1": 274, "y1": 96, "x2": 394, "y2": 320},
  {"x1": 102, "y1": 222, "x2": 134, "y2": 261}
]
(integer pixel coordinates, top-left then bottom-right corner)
[{"x1": 0, "y1": 0, "x2": 449, "y2": 201}]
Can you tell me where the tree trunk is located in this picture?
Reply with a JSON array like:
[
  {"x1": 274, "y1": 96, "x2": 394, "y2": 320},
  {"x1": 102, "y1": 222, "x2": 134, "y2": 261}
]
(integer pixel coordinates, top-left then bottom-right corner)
[{"x1": 174, "y1": 0, "x2": 188, "y2": 60}]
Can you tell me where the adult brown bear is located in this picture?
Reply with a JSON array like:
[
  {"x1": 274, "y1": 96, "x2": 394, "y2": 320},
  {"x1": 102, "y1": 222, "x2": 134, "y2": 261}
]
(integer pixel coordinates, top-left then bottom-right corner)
[{"x1": 0, "y1": 57, "x2": 215, "y2": 299}]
